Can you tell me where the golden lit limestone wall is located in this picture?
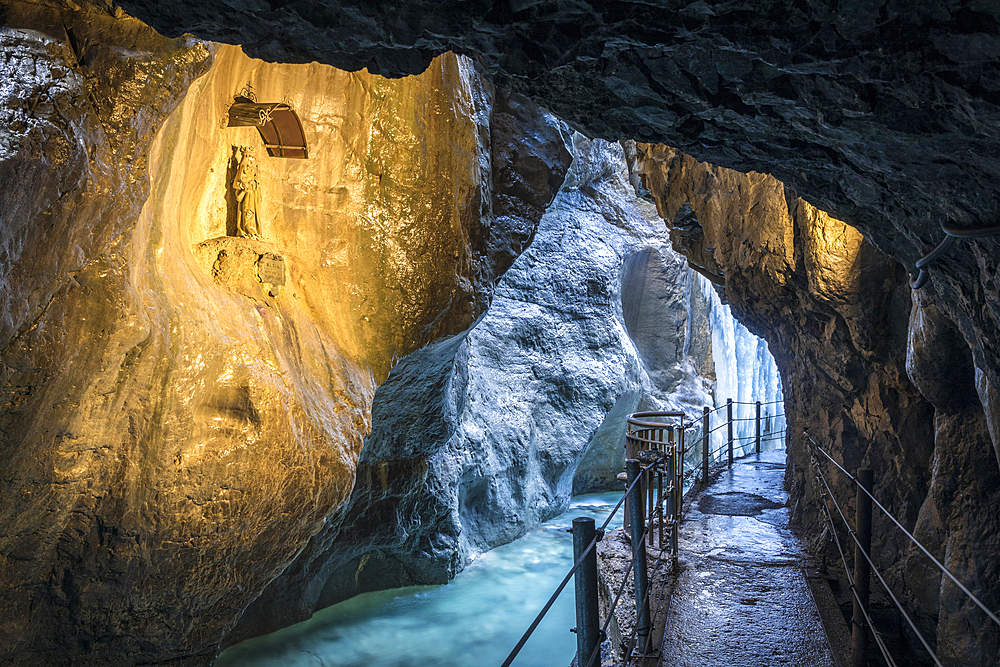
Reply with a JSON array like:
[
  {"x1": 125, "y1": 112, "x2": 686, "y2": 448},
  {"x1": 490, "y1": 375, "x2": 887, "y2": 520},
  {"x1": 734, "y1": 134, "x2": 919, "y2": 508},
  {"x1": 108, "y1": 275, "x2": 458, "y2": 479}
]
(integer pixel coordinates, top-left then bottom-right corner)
[
  {"x1": 0, "y1": 2, "x2": 511, "y2": 659},
  {"x1": 153, "y1": 45, "x2": 493, "y2": 377},
  {"x1": 122, "y1": 46, "x2": 498, "y2": 664},
  {"x1": 141, "y1": 47, "x2": 495, "y2": 535},
  {"x1": 633, "y1": 143, "x2": 1000, "y2": 665}
]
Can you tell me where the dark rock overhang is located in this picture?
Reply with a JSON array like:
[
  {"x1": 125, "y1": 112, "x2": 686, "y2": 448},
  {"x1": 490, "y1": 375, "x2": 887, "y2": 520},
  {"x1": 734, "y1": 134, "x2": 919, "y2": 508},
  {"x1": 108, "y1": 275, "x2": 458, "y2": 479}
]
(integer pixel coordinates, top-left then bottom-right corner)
[
  {"x1": 113, "y1": 0, "x2": 1000, "y2": 389},
  {"x1": 114, "y1": 1, "x2": 1000, "y2": 236}
]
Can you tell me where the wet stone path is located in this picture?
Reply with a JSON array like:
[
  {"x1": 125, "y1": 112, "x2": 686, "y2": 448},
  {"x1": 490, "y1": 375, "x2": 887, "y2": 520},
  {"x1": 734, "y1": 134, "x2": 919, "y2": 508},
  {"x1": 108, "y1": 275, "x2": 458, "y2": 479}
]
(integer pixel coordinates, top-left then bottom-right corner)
[{"x1": 658, "y1": 450, "x2": 837, "y2": 667}]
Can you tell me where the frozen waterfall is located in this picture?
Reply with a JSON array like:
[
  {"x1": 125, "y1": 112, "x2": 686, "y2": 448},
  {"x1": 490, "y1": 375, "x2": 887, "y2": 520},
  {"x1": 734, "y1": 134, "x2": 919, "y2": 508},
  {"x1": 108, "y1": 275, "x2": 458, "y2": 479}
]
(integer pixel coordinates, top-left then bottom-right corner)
[{"x1": 699, "y1": 275, "x2": 785, "y2": 461}]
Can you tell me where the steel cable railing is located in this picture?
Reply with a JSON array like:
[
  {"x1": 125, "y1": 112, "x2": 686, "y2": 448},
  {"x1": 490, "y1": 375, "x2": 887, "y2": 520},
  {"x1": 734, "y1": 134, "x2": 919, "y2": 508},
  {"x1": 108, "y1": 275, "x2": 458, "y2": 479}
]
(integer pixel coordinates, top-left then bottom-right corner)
[
  {"x1": 583, "y1": 532, "x2": 640, "y2": 667},
  {"x1": 499, "y1": 461, "x2": 656, "y2": 667},
  {"x1": 909, "y1": 221, "x2": 1000, "y2": 289},
  {"x1": 708, "y1": 443, "x2": 729, "y2": 460},
  {"x1": 705, "y1": 420, "x2": 731, "y2": 435},
  {"x1": 808, "y1": 434, "x2": 1000, "y2": 630},
  {"x1": 591, "y1": 413, "x2": 688, "y2": 666},
  {"x1": 806, "y1": 432, "x2": 1000, "y2": 666},
  {"x1": 581, "y1": 522, "x2": 674, "y2": 667},
  {"x1": 701, "y1": 412, "x2": 785, "y2": 438},
  {"x1": 623, "y1": 548, "x2": 671, "y2": 659},
  {"x1": 809, "y1": 456, "x2": 899, "y2": 667},
  {"x1": 702, "y1": 431, "x2": 785, "y2": 468},
  {"x1": 810, "y1": 450, "x2": 938, "y2": 666},
  {"x1": 504, "y1": 399, "x2": 788, "y2": 667}
]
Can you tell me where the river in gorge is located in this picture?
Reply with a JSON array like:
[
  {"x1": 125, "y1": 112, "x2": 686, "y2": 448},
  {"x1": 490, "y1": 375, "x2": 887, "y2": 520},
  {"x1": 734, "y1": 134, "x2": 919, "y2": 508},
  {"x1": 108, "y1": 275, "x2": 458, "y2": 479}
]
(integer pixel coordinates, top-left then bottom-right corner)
[{"x1": 215, "y1": 492, "x2": 626, "y2": 667}]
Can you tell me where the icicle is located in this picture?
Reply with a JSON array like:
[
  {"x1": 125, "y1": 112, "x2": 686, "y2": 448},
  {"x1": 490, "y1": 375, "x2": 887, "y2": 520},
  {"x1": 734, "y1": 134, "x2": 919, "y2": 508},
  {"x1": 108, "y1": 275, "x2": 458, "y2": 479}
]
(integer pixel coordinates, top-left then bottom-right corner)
[{"x1": 698, "y1": 275, "x2": 784, "y2": 460}]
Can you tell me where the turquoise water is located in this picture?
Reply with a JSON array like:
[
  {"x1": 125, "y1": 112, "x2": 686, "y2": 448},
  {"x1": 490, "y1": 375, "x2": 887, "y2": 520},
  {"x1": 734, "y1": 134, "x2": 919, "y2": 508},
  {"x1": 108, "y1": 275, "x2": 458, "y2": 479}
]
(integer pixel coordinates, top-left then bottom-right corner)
[{"x1": 215, "y1": 492, "x2": 625, "y2": 667}]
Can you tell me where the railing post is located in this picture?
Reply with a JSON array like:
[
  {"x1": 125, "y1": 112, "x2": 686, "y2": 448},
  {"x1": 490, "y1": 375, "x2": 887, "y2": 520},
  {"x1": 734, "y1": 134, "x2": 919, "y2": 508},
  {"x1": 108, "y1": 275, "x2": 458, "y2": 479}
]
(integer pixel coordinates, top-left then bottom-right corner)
[
  {"x1": 702, "y1": 406, "x2": 709, "y2": 483},
  {"x1": 727, "y1": 398, "x2": 734, "y2": 466},
  {"x1": 657, "y1": 454, "x2": 664, "y2": 549},
  {"x1": 755, "y1": 400, "x2": 762, "y2": 454},
  {"x1": 677, "y1": 422, "x2": 684, "y2": 515},
  {"x1": 647, "y1": 429, "x2": 659, "y2": 547},
  {"x1": 572, "y1": 517, "x2": 600, "y2": 667},
  {"x1": 623, "y1": 424, "x2": 635, "y2": 537},
  {"x1": 852, "y1": 469, "x2": 874, "y2": 667},
  {"x1": 627, "y1": 459, "x2": 651, "y2": 656},
  {"x1": 667, "y1": 440, "x2": 678, "y2": 566}
]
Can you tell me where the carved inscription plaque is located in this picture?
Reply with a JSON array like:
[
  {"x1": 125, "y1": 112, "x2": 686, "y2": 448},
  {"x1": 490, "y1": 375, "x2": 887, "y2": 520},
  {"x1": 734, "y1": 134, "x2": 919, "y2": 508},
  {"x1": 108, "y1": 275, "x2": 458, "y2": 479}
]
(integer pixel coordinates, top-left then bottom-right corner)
[{"x1": 257, "y1": 253, "x2": 285, "y2": 285}]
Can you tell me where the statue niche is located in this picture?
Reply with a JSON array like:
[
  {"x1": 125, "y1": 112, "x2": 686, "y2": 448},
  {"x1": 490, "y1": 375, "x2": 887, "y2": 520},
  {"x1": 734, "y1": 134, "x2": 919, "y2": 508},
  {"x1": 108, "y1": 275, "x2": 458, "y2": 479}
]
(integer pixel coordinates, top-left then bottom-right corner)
[
  {"x1": 232, "y1": 144, "x2": 262, "y2": 239},
  {"x1": 193, "y1": 87, "x2": 309, "y2": 301}
]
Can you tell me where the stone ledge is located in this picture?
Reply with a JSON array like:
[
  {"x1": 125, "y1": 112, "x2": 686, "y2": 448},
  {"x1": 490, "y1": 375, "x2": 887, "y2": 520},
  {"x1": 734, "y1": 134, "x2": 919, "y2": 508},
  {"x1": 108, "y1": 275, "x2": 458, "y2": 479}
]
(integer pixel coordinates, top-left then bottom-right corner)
[{"x1": 193, "y1": 236, "x2": 286, "y2": 301}]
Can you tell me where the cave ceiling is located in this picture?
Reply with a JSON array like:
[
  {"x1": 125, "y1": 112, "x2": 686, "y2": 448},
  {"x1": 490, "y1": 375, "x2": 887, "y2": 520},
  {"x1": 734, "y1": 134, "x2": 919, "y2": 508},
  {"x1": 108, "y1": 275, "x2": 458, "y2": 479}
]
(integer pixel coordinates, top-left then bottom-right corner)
[
  {"x1": 1, "y1": 3, "x2": 999, "y2": 664},
  {"x1": 116, "y1": 0, "x2": 1000, "y2": 242},
  {"x1": 114, "y1": 0, "x2": 1000, "y2": 386}
]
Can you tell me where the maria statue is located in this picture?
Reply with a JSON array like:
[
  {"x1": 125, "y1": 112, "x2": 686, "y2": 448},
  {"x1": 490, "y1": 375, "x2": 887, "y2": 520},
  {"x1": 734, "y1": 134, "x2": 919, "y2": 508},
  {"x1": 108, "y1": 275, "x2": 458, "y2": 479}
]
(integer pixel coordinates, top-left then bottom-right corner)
[{"x1": 232, "y1": 145, "x2": 262, "y2": 239}]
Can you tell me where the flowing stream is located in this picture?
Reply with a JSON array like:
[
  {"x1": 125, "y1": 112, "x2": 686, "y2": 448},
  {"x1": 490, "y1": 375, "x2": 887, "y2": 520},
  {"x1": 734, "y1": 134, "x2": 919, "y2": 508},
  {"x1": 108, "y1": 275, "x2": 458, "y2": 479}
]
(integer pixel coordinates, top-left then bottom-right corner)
[{"x1": 215, "y1": 492, "x2": 626, "y2": 667}]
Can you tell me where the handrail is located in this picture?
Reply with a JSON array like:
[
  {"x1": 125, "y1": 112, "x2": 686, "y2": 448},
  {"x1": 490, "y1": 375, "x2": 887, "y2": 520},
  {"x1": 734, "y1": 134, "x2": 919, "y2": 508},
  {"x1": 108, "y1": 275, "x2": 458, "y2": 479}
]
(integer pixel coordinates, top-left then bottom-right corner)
[
  {"x1": 499, "y1": 460, "x2": 656, "y2": 667},
  {"x1": 810, "y1": 450, "x2": 940, "y2": 666},
  {"x1": 503, "y1": 397, "x2": 787, "y2": 667},
  {"x1": 809, "y1": 456, "x2": 900, "y2": 667},
  {"x1": 808, "y1": 434, "x2": 1000, "y2": 630},
  {"x1": 583, "y1": 529, "x2": 641, "y2": 667},
  {"x1": 627, "y1": 411, "x2": 687, "y2": 428},
  {"x1": 910, "y1": 221, "x2": 1000, "y2": 289},
  {"x1": 705, "y1": 421, "x2": 730, "y2": 435},
  {"x1": 623, "y1": 548, "x2": 671, "y2": 658},
  {"x1": 628, "y1": 433, "x2": 681, "y2": 448},
  {"x1": 941, "y1": 221, "x2": 1000, "y2": 237},
  {"x1": 702, "y1": 415, "x2": 785, "y2": 436}
]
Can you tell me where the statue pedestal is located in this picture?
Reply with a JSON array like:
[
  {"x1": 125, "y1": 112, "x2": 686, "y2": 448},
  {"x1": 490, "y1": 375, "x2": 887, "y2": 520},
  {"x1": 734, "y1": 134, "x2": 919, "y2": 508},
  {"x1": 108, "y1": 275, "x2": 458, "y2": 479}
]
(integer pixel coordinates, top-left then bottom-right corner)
[{"x1": 193, "y1": 236, "x2": 286, "y2": 300}]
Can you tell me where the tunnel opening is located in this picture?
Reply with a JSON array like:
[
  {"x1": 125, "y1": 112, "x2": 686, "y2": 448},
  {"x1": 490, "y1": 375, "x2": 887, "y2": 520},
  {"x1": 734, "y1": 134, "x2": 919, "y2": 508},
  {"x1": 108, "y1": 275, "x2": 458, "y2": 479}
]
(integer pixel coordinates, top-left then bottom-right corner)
[{"x1": 1, "y1": 2, "x2": 999, "y2": 666}]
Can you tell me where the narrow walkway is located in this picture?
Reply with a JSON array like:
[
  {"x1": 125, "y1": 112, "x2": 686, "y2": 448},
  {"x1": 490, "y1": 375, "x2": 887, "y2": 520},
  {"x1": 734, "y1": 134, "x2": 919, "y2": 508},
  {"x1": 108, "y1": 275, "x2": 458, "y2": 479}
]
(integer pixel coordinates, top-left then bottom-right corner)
[{"x1": 658, "y1": 451, "x2": 837, "y2": 667}]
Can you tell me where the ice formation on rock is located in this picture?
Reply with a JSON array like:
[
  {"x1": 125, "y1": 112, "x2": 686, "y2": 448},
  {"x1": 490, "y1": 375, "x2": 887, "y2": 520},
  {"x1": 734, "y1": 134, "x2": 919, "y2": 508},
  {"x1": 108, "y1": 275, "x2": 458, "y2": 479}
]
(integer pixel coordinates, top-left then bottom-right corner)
[{"x1": 701, "y1": 277, "x2": 785, "y2": 461}]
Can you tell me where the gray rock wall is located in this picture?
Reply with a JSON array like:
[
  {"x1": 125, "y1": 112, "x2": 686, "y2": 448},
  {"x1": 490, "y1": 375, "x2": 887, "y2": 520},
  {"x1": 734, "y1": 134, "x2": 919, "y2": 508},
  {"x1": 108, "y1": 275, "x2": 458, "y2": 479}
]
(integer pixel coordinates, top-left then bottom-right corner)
[{"x1": 228, "y1": 136, "x2": 717, "y2": 645}]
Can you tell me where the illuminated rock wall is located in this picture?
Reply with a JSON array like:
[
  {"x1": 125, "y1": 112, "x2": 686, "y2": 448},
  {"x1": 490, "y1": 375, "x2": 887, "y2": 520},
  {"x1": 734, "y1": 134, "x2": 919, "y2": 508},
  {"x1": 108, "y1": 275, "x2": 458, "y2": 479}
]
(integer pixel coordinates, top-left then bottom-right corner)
[
  {"x1": 6, "y1": 2, "x2": 998, "y2": 666},
  {"x1": 633, "y1": 144, "x2": 1000, "y2": 665},
  {"x1": 116, "y1": 0, "x2": 1000, "y2": 428},
  {"x1": 0, "y1": 4, "x2": 572, "y2": 665}
]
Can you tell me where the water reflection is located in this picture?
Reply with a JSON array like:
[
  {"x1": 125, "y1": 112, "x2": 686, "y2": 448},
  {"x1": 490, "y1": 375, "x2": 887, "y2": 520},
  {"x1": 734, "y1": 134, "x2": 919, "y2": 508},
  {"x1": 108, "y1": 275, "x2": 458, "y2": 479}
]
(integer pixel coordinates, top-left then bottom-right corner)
[{"x1": 215, "y1": 492, "x2": 625, "y2": 667}]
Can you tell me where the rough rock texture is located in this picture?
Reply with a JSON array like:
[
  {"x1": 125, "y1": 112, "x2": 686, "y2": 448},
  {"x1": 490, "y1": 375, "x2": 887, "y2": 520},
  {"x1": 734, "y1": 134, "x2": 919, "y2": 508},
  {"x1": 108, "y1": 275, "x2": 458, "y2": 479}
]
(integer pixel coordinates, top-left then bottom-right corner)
[
  {"x1": 632, "y1": 143, "x2": 999, "y2": 665},
  {"x1": 226, "y1": 137, "x2": 715, "y2": 645},
  {"x1": 0, "y1": 4, "x2": 575, "y2": 665},
  {"x1": 904, "y1": 293, "x2": 1000, "y2": 665},
  {"x1": 91, "y1": 11, "x2": 1000, "y2": 656},
  {"x1": 5, "y1": 1, "x2": 1000, "y2": 664},
  {"x1": 0, "y1": 5, "x2": 216, "y2": 665},
  {"x1": 114, "y1": 0, "x2": 1000, "y2": 421},
  {"x1": 621, "y1": 245, "x2": 714, "y2": 409}
]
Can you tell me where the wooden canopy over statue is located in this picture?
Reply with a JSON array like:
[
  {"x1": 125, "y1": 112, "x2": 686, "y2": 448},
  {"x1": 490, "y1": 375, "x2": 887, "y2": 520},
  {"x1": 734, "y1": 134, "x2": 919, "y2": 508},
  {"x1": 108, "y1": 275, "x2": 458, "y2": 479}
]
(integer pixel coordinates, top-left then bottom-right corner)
[{"x1": 227, "y1": 96, "x2": 308, "y2": 159}]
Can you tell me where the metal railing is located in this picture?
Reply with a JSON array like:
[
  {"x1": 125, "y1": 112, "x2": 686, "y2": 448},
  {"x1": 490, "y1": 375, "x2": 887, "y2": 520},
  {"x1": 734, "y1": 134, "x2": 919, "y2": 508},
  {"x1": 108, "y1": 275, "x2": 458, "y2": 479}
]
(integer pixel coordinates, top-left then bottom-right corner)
[
  {"x1": 909, "y1": 221, "x2": 1000, "y2": 289},
  {"x1": 503, "y1": 399, "x2": 1000, "y2": 666},
  {"x1": 500, "y1": 398, "x2": 787, "y2": 666},
  {"x1": 805, "y1": 431, "x2": 1000, "y2": 667},
  {"x1": 697, "y1": 398, "x2": 785, "y2": 483},
  {"x1": 624, "y1": 412, "x2": 685, "y2": 564}
]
